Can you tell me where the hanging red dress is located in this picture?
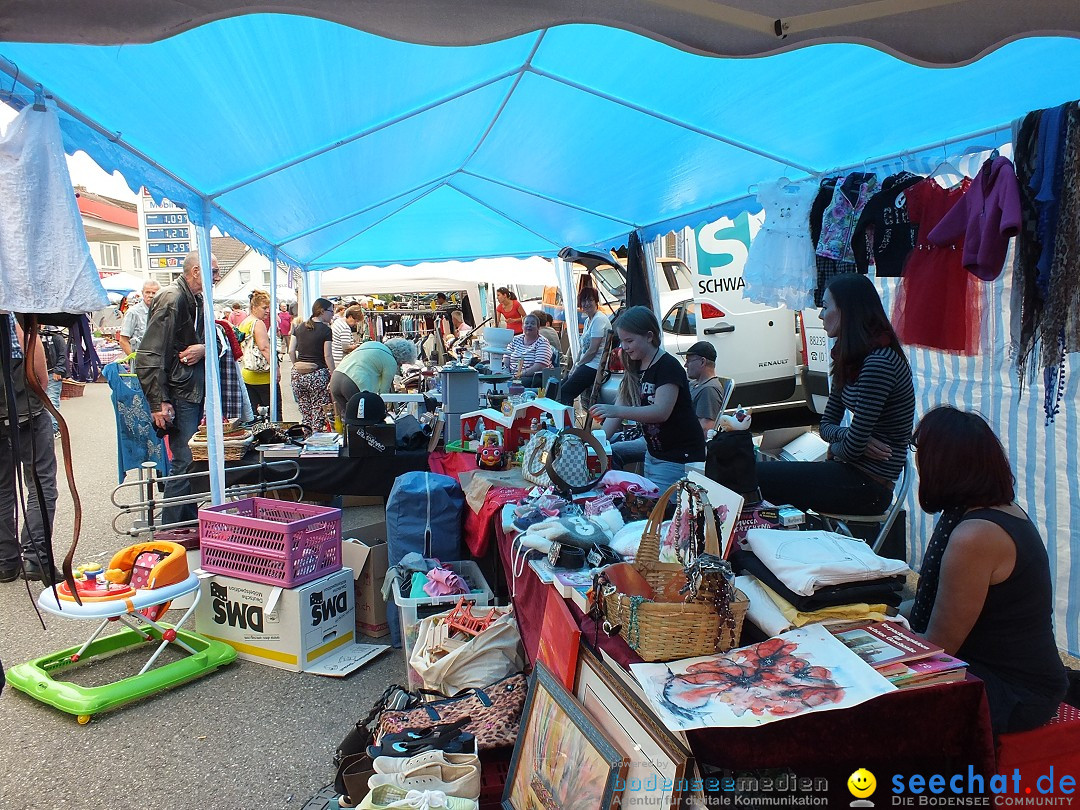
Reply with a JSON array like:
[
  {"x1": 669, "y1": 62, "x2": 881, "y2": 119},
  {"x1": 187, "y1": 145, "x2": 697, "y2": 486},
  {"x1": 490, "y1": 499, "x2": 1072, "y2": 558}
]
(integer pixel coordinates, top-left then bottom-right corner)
[{"x1": 892, "y1": 177, "x2": 981, "y2": 355}]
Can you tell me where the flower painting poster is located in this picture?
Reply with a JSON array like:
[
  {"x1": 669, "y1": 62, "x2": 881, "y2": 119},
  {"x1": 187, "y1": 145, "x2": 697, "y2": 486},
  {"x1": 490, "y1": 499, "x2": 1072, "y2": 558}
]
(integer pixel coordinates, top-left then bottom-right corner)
[{"x1": 629, "y1": 624, "x2": 895, "y2": 730}]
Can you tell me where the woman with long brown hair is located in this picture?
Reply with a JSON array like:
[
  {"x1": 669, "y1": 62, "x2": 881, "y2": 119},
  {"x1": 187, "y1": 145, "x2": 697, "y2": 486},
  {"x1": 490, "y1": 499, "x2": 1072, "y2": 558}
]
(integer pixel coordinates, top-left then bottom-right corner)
[
  {"x1": 757, "y1": 273, "x2": 915, "y2": 514},
  {"x1": 289, "y1": 297, "x2": 335, "y2": 428}
]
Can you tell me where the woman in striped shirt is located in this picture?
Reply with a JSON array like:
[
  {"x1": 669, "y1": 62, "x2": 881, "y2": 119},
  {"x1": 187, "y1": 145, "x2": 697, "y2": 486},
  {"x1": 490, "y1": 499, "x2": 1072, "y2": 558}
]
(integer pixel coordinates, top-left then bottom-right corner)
[
  {"x1": 505, "y1": 313, "x2": 553, "y2": 385},
  {"x1": 757, "y1": 273, "x2": 915, "y2": 515}
]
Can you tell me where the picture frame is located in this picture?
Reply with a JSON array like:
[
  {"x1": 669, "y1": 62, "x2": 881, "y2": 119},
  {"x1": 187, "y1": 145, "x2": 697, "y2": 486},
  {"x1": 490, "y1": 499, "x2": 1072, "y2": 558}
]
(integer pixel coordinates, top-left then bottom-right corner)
[
  {"x1": 575, "y1": 645, "x2": 696, "y2": 810},
  {"x1": 504, "y1": 662, "x2": 628, "y2": 810}
]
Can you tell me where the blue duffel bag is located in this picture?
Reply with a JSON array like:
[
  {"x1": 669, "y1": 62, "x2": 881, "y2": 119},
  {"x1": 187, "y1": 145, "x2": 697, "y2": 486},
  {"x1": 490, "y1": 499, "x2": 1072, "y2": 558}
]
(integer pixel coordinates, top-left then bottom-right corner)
[{"x1": 385, "y1": 472, "x2": 465, "y2": 647}]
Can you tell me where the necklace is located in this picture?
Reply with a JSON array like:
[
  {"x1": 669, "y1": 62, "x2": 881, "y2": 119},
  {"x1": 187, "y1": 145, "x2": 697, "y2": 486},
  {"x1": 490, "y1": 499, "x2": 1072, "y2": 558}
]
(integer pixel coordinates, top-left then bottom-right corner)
[{"x1": 641, "y1": 345, "x2": 661, "y2": 370}]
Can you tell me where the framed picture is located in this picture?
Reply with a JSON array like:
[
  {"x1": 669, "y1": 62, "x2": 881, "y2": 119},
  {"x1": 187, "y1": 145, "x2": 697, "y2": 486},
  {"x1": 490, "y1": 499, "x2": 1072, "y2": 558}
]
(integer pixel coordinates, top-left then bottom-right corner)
[
  {"x1": 575, "y1": 645, "x2": 695, "y2": 810},
  {"x1": 504, "y1": 662, "x2": 627, "y2": 810}
]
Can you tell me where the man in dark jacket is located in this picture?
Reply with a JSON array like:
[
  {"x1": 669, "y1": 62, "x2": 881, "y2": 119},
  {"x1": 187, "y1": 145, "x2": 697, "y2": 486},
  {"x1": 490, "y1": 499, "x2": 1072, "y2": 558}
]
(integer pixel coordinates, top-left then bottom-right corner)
[
  {"x1": 136, "y1": 251, "x2": 219, "y2": 526},
  {"x1": 0, "y1": 315, "x2": 60, "y2": 584}
]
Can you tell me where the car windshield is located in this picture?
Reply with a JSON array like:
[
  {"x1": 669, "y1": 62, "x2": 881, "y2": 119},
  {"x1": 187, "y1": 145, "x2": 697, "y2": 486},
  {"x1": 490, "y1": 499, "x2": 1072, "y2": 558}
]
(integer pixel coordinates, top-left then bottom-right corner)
[{"x1": 591, "y1": 264, "x2": 626, "y2": 301}]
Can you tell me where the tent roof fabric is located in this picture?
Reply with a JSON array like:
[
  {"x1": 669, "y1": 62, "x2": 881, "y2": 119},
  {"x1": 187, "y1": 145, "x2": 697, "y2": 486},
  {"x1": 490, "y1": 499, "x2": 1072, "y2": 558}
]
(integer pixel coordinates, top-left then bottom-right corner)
[
  {"x1": 1, "y1": 16, "x2": 1077, "y2": 269},
  {"x1": 3, "y1": 0, "x2": 1079, "y2": 66}
]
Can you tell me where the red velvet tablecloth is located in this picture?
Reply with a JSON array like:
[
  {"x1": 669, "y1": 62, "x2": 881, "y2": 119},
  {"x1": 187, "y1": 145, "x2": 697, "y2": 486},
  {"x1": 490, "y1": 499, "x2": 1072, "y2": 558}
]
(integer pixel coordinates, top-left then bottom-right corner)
[{"x1": 494, "y1": 521, "x2": 997, "y2": 787}]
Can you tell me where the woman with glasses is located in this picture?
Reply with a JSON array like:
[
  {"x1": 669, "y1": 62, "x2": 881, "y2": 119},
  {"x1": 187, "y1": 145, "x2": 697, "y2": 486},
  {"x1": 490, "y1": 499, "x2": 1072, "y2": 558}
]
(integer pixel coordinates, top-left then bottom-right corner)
[
  {"x1": 558, "y1": 287, "x2": 610, "y2": 408},
  {"x1": 908, "y1": 406, "x2": 1066, "y2": 733},
  {"x1": 505, "y1": 313, "x2": 552, "y2": 386},
  {"x1": 756, "y1": 273, "x2": 915, "y2": 514}
]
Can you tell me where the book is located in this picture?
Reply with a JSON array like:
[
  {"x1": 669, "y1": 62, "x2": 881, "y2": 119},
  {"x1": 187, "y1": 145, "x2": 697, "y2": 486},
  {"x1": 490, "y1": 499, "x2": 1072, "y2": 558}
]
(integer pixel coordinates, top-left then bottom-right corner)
[
  {"x1": 255, "y1": 443, "x2": 301, "y2": 458},
  {"x1": 887, "y1": 653, "x2": 967, "y2": 685},
  {"x1": 305, "y1": 432, "x2": 343, "y2": 447},
  {"x1": 777, "y1": 432, "x2": 830, "y2": 462},
  {"x1": 831, "y1": 621, "x2": 944, "y2": 669}
]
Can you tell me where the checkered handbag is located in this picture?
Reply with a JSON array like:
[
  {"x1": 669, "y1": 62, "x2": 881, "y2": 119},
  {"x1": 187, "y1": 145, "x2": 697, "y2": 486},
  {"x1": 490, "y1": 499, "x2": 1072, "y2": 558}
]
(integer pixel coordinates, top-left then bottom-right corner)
[{"x1": 546, "y1": 428, "x2": 608, "y2": 494}]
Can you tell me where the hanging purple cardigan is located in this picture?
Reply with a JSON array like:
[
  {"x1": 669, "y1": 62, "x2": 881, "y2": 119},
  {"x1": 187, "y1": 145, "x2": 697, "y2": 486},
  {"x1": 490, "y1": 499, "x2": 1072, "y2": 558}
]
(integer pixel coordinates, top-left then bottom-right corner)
[{"x1": 927, "y1": 156, "x2": 1022, "y2": 281}]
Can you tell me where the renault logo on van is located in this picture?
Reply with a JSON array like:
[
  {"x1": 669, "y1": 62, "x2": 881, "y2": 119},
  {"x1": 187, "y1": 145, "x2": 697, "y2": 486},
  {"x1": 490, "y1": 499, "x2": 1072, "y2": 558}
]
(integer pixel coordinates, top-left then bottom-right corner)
[{"x1": 758, "y1": 359, "x2": 789, "y2": 367}]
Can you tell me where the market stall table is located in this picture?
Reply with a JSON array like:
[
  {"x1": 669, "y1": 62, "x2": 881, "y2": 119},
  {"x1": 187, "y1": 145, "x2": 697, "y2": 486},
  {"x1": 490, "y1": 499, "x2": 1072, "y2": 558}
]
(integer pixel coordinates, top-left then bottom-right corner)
[
  {"x1": 493, "y1": 521, "x2": 997, "y2": 795},
  {"x1": 189, "y1": 448, "x2": 429, "y2": 499}
]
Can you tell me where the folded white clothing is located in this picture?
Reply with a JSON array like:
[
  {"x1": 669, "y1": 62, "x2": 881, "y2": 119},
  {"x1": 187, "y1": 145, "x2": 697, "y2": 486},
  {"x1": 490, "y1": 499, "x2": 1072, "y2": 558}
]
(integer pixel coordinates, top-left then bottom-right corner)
[
  {"x1": 735, "y1": 574, "x2": 793, "y2": 636},
  {"x1": 745, "y1": 529, "x2": 910, "y2": 596}
]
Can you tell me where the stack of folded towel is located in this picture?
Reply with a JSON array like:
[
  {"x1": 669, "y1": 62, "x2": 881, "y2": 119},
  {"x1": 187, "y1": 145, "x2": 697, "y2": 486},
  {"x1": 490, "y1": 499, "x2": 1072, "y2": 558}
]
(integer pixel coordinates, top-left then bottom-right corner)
[{"x1": 731, "y1": 529, "x2": 910, "y2": 636}]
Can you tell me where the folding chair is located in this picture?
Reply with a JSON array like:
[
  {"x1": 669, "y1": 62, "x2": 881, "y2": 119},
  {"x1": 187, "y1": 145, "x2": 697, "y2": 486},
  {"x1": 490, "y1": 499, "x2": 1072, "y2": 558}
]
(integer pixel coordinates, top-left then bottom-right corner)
[{"x1": 815, "y1": 452, "x2": 913, "y2": 554}]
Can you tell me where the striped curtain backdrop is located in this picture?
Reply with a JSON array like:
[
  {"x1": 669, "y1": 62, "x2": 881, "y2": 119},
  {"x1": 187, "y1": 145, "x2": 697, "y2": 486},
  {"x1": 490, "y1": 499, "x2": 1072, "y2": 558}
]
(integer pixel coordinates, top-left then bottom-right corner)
[{"x1": 876, "y1": 255, "x2": 1079, "y2": 657}]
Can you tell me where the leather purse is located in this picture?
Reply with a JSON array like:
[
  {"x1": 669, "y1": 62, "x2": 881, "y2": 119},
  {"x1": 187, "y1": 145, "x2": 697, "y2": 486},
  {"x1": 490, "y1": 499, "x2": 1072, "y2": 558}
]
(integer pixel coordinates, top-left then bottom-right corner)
[
  {"x1": 546, "y1": 427, "x2": 608, "y2": 495},
  {"x1": 377, "y1": 672, "x2": 527, "y2": 750}
]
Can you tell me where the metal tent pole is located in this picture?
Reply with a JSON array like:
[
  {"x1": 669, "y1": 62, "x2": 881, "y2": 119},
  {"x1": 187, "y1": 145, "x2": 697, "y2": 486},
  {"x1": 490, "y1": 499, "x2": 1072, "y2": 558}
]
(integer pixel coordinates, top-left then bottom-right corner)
[
  {"x1": 197, "y1": 201, "x2": 225, "y2": 505},
  {"x1": 268, "y1": 247, "x2": 280, "y2": 421}
]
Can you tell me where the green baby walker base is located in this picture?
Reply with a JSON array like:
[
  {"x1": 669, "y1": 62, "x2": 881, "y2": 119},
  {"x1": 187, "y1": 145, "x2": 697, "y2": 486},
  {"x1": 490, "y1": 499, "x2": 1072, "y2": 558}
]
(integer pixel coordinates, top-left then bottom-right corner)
[{"x1": 6, "y1": 623, "x2": 237, "y2": 724}]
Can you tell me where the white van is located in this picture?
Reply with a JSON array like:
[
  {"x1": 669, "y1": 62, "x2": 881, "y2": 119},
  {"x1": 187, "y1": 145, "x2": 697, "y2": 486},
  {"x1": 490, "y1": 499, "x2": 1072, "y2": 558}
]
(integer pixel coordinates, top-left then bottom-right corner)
[{"x1": 558, "y1": 214, "x2": 829, "y2": 416}]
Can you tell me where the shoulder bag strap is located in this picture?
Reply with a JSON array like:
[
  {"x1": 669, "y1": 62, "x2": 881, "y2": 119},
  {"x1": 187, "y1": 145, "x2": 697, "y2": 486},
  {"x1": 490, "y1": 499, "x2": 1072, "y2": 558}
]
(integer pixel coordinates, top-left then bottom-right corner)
[{"x1": 546, "y1": 427, "x2": 609, "y2": 494}]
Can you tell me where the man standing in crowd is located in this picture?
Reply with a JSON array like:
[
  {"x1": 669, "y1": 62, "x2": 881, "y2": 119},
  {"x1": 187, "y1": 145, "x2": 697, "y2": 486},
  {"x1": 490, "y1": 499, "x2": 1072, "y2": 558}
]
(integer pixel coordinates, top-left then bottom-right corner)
[
  {"x1": 681, "y1": 341, "x2": 726, "y2": 433},
  {"x1": 118, "y1": 279, "x2": 161, "y2": 357},
  {"x1": 277, "y1": 302, "x2": 293, "y2": 353},
  {"x1": 331, "y1": 304, "x2": 363, "y2": 363},
  {"x1": 136, "y1": 251, "x2": 219, "y2": 526},
  {"x1": 0, "y1": 315, "x2": 60, "y2": 584},
  {"x1": 40, "y1": 325, "x2": 68, "y2": 439}
]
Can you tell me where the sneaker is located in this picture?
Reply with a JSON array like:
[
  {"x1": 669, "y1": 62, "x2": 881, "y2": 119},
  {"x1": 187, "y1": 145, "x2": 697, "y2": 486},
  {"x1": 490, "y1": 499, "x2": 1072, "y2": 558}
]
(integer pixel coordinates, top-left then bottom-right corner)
[
  {"x1": 373, "y1": 749, "x2": 479, "y2": 775},
  {"x1": 368, "y1": 763, "x2": 481, "y2": 800},
  {"x1": 358, "y1": 785, "x2": 477, "y2": 810}
]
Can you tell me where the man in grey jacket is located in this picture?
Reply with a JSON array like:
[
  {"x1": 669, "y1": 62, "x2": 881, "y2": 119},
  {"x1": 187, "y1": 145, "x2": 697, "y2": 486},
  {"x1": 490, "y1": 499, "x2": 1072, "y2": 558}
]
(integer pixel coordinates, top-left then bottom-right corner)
[{"x1": 136, "y1": 251, "x2": 219, "y2": 526}]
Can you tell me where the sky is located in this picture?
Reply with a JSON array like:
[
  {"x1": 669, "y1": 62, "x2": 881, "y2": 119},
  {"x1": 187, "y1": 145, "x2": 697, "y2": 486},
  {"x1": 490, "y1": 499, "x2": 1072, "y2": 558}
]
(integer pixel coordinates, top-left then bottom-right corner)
[{"x1": 0, "y1": 102, "x2": 139, "y2": 202}]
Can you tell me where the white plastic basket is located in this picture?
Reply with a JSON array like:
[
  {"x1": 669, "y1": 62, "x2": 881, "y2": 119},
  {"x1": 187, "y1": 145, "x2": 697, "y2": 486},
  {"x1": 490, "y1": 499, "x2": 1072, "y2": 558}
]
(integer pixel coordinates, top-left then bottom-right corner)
[{"x1": 392, "y1": 560, "x2": 494, "y2": 687}]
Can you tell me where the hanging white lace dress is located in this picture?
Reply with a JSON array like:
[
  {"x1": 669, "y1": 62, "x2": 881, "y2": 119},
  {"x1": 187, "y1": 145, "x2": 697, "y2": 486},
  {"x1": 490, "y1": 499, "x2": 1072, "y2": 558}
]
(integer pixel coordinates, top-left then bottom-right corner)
[{"x1": 743, "y1": 179, "x2": 818, "y2": 311}]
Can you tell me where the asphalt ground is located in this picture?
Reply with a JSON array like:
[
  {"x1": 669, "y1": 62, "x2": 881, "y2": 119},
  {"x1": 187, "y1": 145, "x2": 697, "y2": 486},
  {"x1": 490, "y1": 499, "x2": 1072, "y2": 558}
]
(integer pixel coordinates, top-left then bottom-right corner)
[{"x1": 0, "y1": 369, "x2": 398, "y2": 810}]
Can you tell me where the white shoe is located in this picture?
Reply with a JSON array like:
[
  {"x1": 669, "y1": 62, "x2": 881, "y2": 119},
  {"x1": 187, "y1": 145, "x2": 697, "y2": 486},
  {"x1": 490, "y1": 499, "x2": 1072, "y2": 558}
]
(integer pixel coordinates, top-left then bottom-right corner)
[
  {"x1": 359, "y1": 785, "x2": 477, "y2": 810},
  {"x1": 368, "y1": 763, "x2": 481, "y2": 800},
  {"x1": 373, "y1": 749, "x2": 480, "y2": 775}
]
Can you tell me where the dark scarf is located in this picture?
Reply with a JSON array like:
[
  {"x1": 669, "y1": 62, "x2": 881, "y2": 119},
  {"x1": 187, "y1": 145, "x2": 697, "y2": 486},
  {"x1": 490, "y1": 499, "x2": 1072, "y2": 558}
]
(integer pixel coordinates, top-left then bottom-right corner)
[{"x1": 909, "y1": 507, "x2": 966, "y2": 633}]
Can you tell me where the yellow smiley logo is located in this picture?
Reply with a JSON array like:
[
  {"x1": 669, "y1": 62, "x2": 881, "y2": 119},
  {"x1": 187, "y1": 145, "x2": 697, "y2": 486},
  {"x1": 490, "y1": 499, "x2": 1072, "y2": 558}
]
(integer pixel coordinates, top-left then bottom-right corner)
[{"x1": 848, "y1": 768, "x2": 877, "y2": 799}]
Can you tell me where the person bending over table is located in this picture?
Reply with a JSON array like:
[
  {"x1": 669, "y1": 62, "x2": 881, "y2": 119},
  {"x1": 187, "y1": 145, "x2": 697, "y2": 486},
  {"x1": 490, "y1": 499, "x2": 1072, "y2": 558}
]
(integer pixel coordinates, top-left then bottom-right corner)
[
  {"x1": 559, "y1": 287, "x2": 610, "y2": 409},
  {"x1": 329, "y1": 338, "x2": 418, "y2": 419},
  {"x1": 908, "y1": 406, "x2": 1067, "y2": 734},
  {"x1": 589, "y1": 306, "x2": 704, "y2": 491},
  {"x1": 505, "y1": 313, "x2": 552, "y2": 387},
  {"x1": 757, "y1": 273, "x2": 915, "y2": 515}
]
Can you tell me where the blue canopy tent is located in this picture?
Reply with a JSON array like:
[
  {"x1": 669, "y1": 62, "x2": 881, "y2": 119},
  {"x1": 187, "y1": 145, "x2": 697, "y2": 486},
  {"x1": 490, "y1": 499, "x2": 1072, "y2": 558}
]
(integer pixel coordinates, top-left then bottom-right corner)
[{"x1": 0, "y1": 10, "x2": 1079, "y2": 653}]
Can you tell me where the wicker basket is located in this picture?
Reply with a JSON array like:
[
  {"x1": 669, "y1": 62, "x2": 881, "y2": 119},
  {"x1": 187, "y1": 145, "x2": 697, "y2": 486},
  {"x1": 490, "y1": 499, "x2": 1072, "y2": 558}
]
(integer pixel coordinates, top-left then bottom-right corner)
[
  {"x1": 194, "y1": 418, "x2": 240, "y2": 438},
  {"x1": 189, "y1": 434, "x2": 253, "y2": 461},
  {"x1": 601, "y1": 479, "x2": 747, "y2": 662},
  {"x1": 60, "y1": 379, "x2": 86, "y2": 399}
]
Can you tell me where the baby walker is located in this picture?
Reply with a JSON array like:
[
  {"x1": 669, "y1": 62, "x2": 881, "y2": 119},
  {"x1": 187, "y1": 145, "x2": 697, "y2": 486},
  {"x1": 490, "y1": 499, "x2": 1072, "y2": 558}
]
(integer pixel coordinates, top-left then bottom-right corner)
[{"x1": 6, "y1": 540, "x2": 236, "y2": 724}]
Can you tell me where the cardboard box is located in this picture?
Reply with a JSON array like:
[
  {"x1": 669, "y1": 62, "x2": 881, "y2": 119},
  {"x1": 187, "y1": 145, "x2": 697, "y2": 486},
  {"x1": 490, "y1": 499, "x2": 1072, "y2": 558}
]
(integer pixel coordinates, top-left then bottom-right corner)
[
  {"x1": 755, "y1": 426, "x2": 812, "y2": 461},
  {"x1": 341, "y1": 521, "x2": 390, "y2": 638},
  {"x1": 195, "y1": 567, "x2": 385, "y2": 673}
]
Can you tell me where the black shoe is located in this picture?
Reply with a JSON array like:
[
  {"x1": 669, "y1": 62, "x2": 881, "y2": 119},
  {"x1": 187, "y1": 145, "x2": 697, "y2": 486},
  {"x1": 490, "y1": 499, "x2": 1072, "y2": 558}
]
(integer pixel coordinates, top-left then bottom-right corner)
[
  {"x1": 22, "y1": 561, "x2": 62, "y2": 585},
  {"x1": 0, "y1": 566, "x2": 19, "y2": 583}
]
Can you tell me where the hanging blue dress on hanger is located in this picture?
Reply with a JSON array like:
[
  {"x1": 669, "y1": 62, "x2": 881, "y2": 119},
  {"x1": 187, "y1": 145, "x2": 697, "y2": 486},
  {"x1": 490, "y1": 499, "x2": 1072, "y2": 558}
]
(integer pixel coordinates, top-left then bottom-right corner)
[{"x1": 102, "y1": 360, "x2": 169, "y2": 484}]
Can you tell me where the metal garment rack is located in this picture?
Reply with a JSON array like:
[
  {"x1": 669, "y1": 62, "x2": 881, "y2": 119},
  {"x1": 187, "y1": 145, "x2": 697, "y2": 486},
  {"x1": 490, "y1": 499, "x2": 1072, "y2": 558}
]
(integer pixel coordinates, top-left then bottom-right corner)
[{"x1": 111, "y1": 459, "x2": 303, "y2": 536}]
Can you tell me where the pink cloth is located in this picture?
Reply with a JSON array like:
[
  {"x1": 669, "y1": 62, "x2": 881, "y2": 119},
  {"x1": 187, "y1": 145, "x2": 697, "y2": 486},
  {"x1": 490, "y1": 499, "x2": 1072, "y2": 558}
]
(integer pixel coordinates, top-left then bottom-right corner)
[
  {"x1": 928, "y1": 156, "x2": 1022, "y2": 282},
  {"x1": 228, "y1": 309, "x2": 247, "y2": 326},
  {"x1": 277, "y1": 310, "x2": 292, "y2": 336},
  {"x1": 423, "y1": 567, "x2": 468, "y2": 597}
]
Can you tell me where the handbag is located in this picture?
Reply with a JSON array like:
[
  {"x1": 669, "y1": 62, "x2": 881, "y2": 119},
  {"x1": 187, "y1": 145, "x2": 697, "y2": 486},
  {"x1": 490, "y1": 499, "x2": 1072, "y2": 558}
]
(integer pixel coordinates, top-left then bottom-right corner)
[
  {"x1": 545, "y1": 427, "x2": 608, "y2": 494},
  {"x1": 408, "y1": 608, "x2": 524, "y2": 694},
  {"x1": 521, "y1": 429, "x2": 556, "y2": 487},
  {"x1": 704, "y1": 429, "x2": 760, "y2": 501},
  {"x1": 377, "y1": 672, "x2": 528, "y2": 750},
  {"x1": 241, "y1": 323, "x2": 271, "y2": 373}
]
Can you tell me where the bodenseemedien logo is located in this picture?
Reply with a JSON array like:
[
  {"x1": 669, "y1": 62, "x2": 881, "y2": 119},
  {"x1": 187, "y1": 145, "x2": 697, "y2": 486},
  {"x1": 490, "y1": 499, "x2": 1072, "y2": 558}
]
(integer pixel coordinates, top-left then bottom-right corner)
[{"x1": 848, "y1": 767, "x2": 877, "y2": 807}]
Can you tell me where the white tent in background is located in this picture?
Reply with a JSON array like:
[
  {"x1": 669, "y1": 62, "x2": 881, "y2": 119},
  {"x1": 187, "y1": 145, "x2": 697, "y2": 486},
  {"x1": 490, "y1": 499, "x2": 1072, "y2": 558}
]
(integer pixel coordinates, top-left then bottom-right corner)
[
  {"x1": 98, "y1": 271, "x2": 148, "y2": 293},
  {"x1": 213, "y1": 277, "x2": 297, "y2": 305},
  {"x1": 318, "y1": 256, "x2": 557, "y2": 296}
]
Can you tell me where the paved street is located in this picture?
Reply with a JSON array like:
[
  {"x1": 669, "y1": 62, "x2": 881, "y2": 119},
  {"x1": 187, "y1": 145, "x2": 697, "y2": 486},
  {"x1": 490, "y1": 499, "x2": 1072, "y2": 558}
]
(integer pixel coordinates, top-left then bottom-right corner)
[{"x1": 0, "y1": 372, "x2": 397, "y2": 810}]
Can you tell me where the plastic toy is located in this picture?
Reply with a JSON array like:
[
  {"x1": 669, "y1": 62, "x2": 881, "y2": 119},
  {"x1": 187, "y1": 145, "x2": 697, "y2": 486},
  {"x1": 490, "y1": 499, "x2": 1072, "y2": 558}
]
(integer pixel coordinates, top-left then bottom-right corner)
[
  {"x1": 5, "y1": 540, "x2": 236, "y2": 724},
  {"x1": 476, "y1": 429, "x2": 508, "y2": 471}
]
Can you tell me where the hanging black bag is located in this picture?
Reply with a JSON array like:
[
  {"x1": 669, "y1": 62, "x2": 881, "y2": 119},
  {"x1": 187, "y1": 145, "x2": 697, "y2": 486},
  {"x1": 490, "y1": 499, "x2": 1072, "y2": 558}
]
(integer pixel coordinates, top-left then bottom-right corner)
[{"x1": 704, "y1": 430, "x2": 761, "y2": 503}]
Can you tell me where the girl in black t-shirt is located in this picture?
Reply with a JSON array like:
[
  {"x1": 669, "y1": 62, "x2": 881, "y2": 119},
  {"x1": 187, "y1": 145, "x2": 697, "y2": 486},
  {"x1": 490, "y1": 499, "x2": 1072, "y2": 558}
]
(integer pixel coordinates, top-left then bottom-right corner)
[{"x1": 590, "y1": 306, "x2": 704, "y2": 491}]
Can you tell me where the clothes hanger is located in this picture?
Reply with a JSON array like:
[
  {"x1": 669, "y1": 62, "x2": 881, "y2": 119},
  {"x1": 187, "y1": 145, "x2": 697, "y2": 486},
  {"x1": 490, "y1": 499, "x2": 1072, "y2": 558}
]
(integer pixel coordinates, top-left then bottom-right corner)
[
  {"x1": 928, "y1": 144, "x2": 964, "y2": 186},
  {"x1": 32, "y1": 83, "x2": 46, "y2": 112}
]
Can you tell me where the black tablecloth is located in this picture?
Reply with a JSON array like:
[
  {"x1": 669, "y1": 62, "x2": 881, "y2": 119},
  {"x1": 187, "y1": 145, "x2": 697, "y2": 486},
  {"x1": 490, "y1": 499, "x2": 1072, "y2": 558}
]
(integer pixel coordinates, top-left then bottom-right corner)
[{"x1": 190, "y1": 449, "x2": 429, "y2": 499}]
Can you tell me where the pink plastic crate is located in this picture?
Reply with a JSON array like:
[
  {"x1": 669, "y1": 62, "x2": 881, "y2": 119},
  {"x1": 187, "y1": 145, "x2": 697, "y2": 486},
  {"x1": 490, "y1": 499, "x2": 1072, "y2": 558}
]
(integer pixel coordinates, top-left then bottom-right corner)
[{"x1": 198, "y1": 498, "x2": 342, "y2": 587}]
